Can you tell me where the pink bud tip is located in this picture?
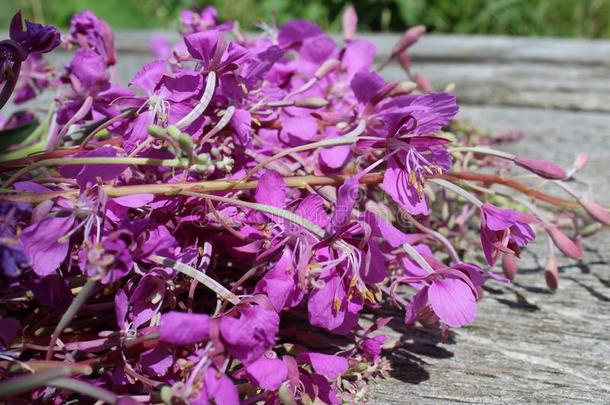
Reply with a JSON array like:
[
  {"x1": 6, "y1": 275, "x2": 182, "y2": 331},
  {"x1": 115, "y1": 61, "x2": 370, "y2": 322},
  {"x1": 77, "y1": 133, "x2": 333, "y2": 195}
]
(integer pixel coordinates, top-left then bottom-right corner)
[
  {"x1": 514, "y1": 156, "x2": 566, "y2": 180},
  {"x1": 546, "y1": 224, "x2": 582, "y2": 260},
  {"x1": 502, "y1": 253, "x2": 518, "y2": 281},
  {"x1": 413, "y1": 73, "x2": 433, "y2": 92},
  {"x1": 342, "y1": 5, "x2": 358, "y2": 42},
  {"x1": 578, "y1": 198, "x2": 610, "y2": 225},
  {"x1": 392, "y1": 25, "x2": 426, "y2": 56},
  {"x1": 573, "y1": 153, "x2": 589, "y2": 171},
  {"x1": 544, "y1": 255, "x2": 559, "y2": 291},
  {"x1": 397, "y1": 51, "x2": 412, "y2": 71}
]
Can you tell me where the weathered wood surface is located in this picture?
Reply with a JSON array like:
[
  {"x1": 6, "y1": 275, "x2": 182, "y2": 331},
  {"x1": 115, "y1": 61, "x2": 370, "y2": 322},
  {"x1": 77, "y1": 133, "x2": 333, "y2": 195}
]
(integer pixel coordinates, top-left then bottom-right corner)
[{"x1": 5, "y1": 32, "x2": 610, "y2": 404}]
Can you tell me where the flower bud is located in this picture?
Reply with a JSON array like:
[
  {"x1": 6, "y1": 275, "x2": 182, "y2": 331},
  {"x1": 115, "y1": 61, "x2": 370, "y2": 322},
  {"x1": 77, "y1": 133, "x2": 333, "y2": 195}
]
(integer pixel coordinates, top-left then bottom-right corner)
[
  {"x1": 390, "y1": 81, "x2": 417, "y2": 96},
  {"x1": 545, "y1": 224, "x2": 582, "y2": 260},
  {"x1": 413, "y1": 73, "x2": 432, "y2": 92},
  {"x1": 166, "y1": 125, "x2": 181, "y2": 139},
  {"x1": 392, "y1": 25, "x2": 426, "y2": 56},
  {"x1": 514, "y1": 155, "x2": 566, "y2": 180},
  {"x1": 342, "y1": 5, "x2": 358, "y2": 42},
  {"x1": 147, "y1": 124, "x2": 165, "y2": 139},
  {"x1": 397, "y1": 51, "x2": 412, "y2": 71},
  {"x1": 578, "y1": 197, "x2": 610, "y2": 225},
  {"x1": 176, "y1": 133, "x2": 194, "y2": 156},
  {"x1": 544, "y1": 254, "x2": 559, "y2": 291},
  {"x1": 502, "y1": 253, "x2": 518, "y2": 281},
  {"x1": 294, "y1": 97, "x2": 329, "y2": 108},
  {"x1": 314, "y1": 59, "x2": 340, "y2": 79},
  {"x1": 572, "y1": 153, "x2": 589, "y2": 171}
]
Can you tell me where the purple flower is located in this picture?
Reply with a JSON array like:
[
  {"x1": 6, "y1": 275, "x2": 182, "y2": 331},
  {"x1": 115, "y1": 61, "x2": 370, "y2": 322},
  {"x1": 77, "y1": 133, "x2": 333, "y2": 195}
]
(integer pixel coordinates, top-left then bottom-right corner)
[
  {"x1": 80, "y1": 232, "x2": 133, "y2": 284},
  {"x1": 220, "y1": 300, "x2": 279, "y2": 364},
  {"x1": 0, "y1": 201, "x2": 30, "y2": 277},
  {"x1": 57, "y1": 49, "x2": 131, "y2": 125},
  {"x1": 245, "y1": 357, "x2": 288, "y2": 390},
  {"x1": 68, "y1": 10, "x2": 116, "y2": 65},
  {"x1": 180, "y1": 7, "x2": 233, "y2": 34},
  {"x1": 20, "y1": 215, "x2": 75, "y2": 277},
  {"x1": 159, "y1": 311, "x2": 211, "y2": 345},
  {"x1": 184, "y1": 30, "x2": 247, "y2": 73},
  {"x1": 480, "y1": 203, "x2": 537, "y2": 265},
  {"x1": 198, "y1": 367, "x2": 239, "y2": 405},
  {"x1": 9, "y1": 11, "x2": 61, "y2": 56},
  {"x1": 404, "y1": 265, "x2": 482, "y2": 328},
  {"x1": 1, "y1": 12, "x2": 59, "y2": 109}
]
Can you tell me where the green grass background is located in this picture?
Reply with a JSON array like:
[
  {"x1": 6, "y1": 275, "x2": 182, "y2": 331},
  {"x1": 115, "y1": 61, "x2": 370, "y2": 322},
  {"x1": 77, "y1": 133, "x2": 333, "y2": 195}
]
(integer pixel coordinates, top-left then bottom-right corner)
[{"x1": 3, "y1": 0, "x2": 610, "y2": 37}]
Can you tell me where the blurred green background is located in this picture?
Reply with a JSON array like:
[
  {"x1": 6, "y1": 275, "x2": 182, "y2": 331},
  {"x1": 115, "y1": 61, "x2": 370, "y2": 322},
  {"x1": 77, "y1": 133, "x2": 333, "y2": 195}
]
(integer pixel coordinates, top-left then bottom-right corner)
[{"x1": 2, "y1": 0, "x2": 610, "y2": 37}]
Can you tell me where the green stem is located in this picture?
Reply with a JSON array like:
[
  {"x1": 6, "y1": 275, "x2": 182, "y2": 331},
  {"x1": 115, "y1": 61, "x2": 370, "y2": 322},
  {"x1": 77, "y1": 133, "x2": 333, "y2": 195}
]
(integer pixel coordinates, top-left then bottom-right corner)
[
  {"x1": 3, "y1": 157, "x2": 185, "y2": 188},
  {"x1": 0, "y1": 366, "x2": 74, "y2": 398},
  {"x1": 48, "y1": 378, "x2": 117, "y2": 404},
  {"x1": 148, "y1": 255, "x2": 239, "y2": 305},
  {"x1": 181, "y1": 190, "x2": 328, "y2": 239},
  {"x1": 402, "y1": 242, "x2": 435, "y2": 274},
  {"x1": 46, "y1": 279, "x2": 99, "y2": 361},
  {"x1": 430, "y1": 178, "x2": 483, "y2": 207},
  {"x1": 0, "y1": 173, "x2": 385, "y2": 204},
  {"x1": 449, "y1": 146, "x2": 515, "y2": 160}
]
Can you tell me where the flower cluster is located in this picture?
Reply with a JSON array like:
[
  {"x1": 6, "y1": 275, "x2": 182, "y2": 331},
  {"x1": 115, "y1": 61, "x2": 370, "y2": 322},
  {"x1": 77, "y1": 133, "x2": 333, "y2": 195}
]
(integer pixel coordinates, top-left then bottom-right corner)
[{"x1": 0, "y1": 7, "x2": 608, "y2": 404}]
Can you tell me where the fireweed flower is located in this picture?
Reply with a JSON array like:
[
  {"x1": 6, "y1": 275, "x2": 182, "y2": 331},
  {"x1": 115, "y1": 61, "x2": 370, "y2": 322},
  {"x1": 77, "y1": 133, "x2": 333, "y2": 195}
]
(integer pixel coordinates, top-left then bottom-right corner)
[
  {"x1": 118, "y1": 60, "x2": 203, "y2": 150},
  {"x1": 480, "y1": 203, "x2": 537, "y2": 265},
  {"x1": 0, "y1": 11, "x2": 60, "y2": 108},
  {"x1": 67, "y1": 10, "x2": 117, "y2": 66},
  {"x1": 404, "y1": 263, "x2": 485, "y2": 328},
  {"x1": 180, "y1": 6, "x2": 233, "y2": 34},
  {"x1": 0, "y1": 201, "x2": 31, "y2": 277},
  {"x1": 56, "y1": 49, "x2": 132, "y2": 125}
]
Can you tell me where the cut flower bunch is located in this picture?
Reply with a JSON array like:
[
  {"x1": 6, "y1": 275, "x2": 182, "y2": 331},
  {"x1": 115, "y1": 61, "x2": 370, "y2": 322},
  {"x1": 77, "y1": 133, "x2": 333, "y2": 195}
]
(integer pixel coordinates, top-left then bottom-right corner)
[{"x1": 0, "y1": 6, "x2": 608, "y2": 404}]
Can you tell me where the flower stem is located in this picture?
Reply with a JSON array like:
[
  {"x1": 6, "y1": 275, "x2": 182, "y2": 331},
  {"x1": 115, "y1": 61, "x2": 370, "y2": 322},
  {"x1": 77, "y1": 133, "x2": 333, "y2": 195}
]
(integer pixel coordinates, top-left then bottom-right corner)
[
  {"x1": 0, "y1": 366, "x2": 75, "y2": 399},
  {"x1": 46, "y1": 279, "x2": 99, "y2": 360},
  {"x1": 3, "y1": 156, "x2": 185, "y2": 188},
  {"x1": 48, "y1": 377, "x2": 118, "y2": 404},
  {"x1": 148, "y1": 255, "x2": 240, "y2": 305}
]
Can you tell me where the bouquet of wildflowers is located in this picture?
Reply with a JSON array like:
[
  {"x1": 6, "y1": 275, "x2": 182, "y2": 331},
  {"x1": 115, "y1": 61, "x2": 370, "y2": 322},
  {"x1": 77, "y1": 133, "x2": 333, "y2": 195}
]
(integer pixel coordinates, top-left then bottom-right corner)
[{"x1": 0, "y1": 6, "x2": 608, "y2": 404}]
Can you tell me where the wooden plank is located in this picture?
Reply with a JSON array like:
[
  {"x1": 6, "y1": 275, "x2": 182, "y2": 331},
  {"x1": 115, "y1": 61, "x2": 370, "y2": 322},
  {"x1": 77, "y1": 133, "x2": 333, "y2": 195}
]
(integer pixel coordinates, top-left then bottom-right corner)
[{"x1": 108, "y1": 32, "x2": 610, "y2": 66}]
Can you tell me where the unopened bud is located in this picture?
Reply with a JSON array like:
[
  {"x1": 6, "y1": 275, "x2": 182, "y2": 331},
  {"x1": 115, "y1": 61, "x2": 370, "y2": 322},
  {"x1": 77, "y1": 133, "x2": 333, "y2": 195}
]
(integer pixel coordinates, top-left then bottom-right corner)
[
  {"x1": 294, "y1": 97, "x2": 328, "y2": 108},
  {"x1": 176, "y1": 133, "x2": 194, "y2": 155},
  {"x1": 342, "y1": 5, "x2": 358, "y2": 42},
  {"x1": 147, "y1": 124, "x2": 165, "y2": 139},
  {"x1": 544, "y1": 254, "x2": 559, "y2": 291},
  {"x1": 578, "y1": 197, "x2": 610, "y2": 225},
  {"x1": 572, "y1": 153, "x2": 589, "y2": 171},
  {"x1": 514, "y1": 155, "x2": 566, "y2": 180},
  {"x1": 197, "y1": 153, "x2": 211, "y2": 165},
  {"x1": 390, "y1": 81, "x2": 417, "y2": 96},
  {"x1": 397, "y1": 51, "x2": 412, "y2": 71},
  {"x1": 167, "y1": 125, "x2": 181, "y2": 139},
  {"x1": 502, "y1": 253, "x2": 518, "y2": 281},
  {"x1": 314, "y1": 59, "x2": 340, "y2": 79},
  {"x1": 392, "y1": 25, "x2": 426, "y2": 56},
  {"x1": 546, "y1": 224, "x2": 582, "y2": 260},
  {"x1": 413, "y1": 73, "x2": 433, "y2": 92}
]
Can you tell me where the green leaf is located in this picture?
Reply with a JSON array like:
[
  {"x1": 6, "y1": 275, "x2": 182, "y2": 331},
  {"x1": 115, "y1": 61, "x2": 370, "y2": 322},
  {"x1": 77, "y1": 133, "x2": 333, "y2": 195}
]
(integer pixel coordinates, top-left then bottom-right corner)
[{"x1": 0, "y1": 118, "x2": 40, "y2": 153}]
